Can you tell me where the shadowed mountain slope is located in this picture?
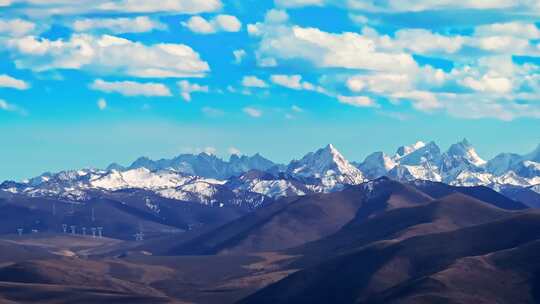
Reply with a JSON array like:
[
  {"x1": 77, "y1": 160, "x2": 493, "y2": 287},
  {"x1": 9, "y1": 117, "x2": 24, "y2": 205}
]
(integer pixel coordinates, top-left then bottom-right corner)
[
  {"x1": 238, "y1": 212, "x2": 540, "y2": 304},
  {"x1": 165, "y1": 178, "x2": 433, "y2": 255}
]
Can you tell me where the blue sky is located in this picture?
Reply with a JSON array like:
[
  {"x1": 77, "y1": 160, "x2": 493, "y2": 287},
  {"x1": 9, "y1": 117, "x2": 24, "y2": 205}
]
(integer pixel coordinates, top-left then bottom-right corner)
[{"x1": 0, "y1": 0, "x2": 539, "y2": 180}]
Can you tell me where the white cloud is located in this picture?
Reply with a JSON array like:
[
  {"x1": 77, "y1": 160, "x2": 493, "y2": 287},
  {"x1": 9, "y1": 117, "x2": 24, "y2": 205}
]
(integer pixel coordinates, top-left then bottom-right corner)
[
  {"x1": 182, "y1": 14, "x2": 242, "y2": 34},
  {"x1": 243, "y1": 107, "x2": 263, "y2": 117},
  {"x1": 7, "y1": 34, "x2": 209, "y2": 78},
  {"x1": 247, "y1": 12, "x2": 540, "y2": 120},
  {"x1": 346, "y1": 0, "x2": 530, "y2": 12},
  {"x1": 392, "y1": 29, "x2": 465, "y2": 54},
  {"x1": 257, "y1": 0, "x2": 540, "y2": 15},
  {"x1": 97, "y1": 98, "x2": 107, "y2": 110},
  {"x1": 347, "y1": 73, "x2": 413, "y2": 94},
  {"x1": 440, "y1": 92, "x2": 540, "y2": 121},
  {"x1": 100, "y1": 0, "x2": 222, "y2": 14},
  {"x1": 270, "y1": 74, "x2": 325, "y2": 93},
  {"x1": 233, "y1": 49, "x2": 246, "y2": 64},
  {"x1": 392, "y1": 91, "x2": 442, "y2": 111},
  {"x1": 475, "y1": 22, "x2": 540, "y2": 40},
  {"x1": 0, "y1": 74, "x2": 30, "y2": 90},
  {"x1": 257, "y1": 57, "x2": 277, "y2": 67},
  {"x1": 460, "y1": 74, "x2": 512, "y2": 94},
  {"x1": 228, "y1": 147, "x2": 241, "y2": 155},
  {"x1": 72, "y1": 16, "x2": 167, "y2": 34},
  {"x1": 337, "y1": 95, "x2": 378, "y2": 108},
  {"x1": 178, "y1": 80, "x2": 208, "y2": 101},
  {"x1": 349, "y1": 14, "x2": 369, "y2": 25},
  {"x1": 242, "y1": 76, "x2": 268, "y2": 88},
  {"x1": 274, "y1": 0, "x2": 324, "y2": 8},
  {"x1": 0, "y1": 99, "x2": 15, "y2": 111},
  {"x1": 0, "y1": 18, "x2": 36, "y2": 37},
  {"x1": 90, "y1": 79, "x2": 172, "y2": 97},
  {"x1": 264, "y1": 9, "x2": 290, "y2": 24},
  {"x1": 11, "y1": 0, "x2": 222, "y2": 16},
  {"x1": 0, "y1": 99, "x2": 26, "y2": 115},
  {"x1": 249, "y1": 19, "x2": 417, "y2": 72}
]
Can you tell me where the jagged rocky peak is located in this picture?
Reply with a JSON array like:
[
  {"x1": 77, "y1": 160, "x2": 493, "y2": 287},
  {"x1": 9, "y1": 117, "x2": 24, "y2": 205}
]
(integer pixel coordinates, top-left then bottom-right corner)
[
  {"x1": 229, "y1": 153, "x2": 275, "y2": 171},
  {"x1": 486, "y1": 143, "x2": 540, "y2": 176},
  {"x1": 289, "y1": 144, "x2": 359, "y2": 176},
  {"x1": 395, "y1": 141, "x2": 426, "y2": 159},
  {"x1": 130, "y1": 156, "x2": 158, "y2": 170},
  {"x1": 399, "y1": 141, "x2": 442, "y2": 166},
  {"x1": 285, "y1": 144, "x2": 365, "y2": 191},
  {"x1": 358, "y1": 152, "x2": 396, "y2": 179},
  {"x1": 117, "y1": 151, "x2": 279, "y2": 180},
  {"x1": 446, "y1": 138, "x2": 486, "y2": 166},
  {"x1": 486, "y1": 153, "x2": 522, "y2": 175},
  {"x1": 106, "y1": 162, "x2": 126, "y2": 171}
]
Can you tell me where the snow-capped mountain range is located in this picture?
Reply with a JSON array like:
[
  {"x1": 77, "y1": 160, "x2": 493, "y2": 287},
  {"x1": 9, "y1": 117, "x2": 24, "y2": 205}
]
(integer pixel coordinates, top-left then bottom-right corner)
[{"x1": 2, "y1": 140, "x2": 539, "y2": 207}]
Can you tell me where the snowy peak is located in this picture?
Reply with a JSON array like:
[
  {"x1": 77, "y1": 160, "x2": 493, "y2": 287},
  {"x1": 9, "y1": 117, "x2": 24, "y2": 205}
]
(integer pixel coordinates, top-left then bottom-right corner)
[
  {"x1": 287, "y1": 144, "x2": 365, "y2": 189},
  {"x1": 486, "y1": 153, "x2": 522, "y2": 176},
  {"x1": 395, "y1": 141, "x2": 426, "y2": 159},
  {"x1": 123, "y1": 152, "x2": 278, "y2": 179},
  {"x1": 399, "y1": 141, "x2": 442, "y2": 166},
  {"x1": 2, "y1": 140, "x2": 539, "y2": 208},
  {"x1": 228, "y1": 153, "x2": 276, "y2": 173},
  {"x1": 289, "y1": 144, "x2": 359, "y2": 177},
  {"x1": 446, "y1": 138, "x2": 486, "y2": 167},
  {"x1": 358, "y1": 152, "x2": 396, "y2": 179},
  {"x1": 439, "y1": 139, "x2": 486, "y2": 182},
  {"x1": 487, "y1": 143, "x2": 540, "y2": 176}
]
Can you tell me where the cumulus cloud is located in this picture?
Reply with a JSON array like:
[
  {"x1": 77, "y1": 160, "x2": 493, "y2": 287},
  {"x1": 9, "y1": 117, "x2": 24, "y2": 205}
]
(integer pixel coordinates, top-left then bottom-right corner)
[
  {"x1": 9, "y1": 0, "x2": 222, "y2": 16},
  {"x1": 392, "y1": 91, "x2": 442, "y2": 111},
  {"x1": 249, "y1": 12, "x2": 417, "y2": 72},
  {"x1": 182, "y1": 15, "x2": 242, "y2": 34},
  {"x1": 242, "y1": 76, "x2": 268, "y2": 88},
  {"x1": 6, "y1": 34, "x2": 209, "y2": 78},
  {"x1": 178, "y1": 80, "x2": 209, "y2": 101},
  {"x1": 0, "y1": 74, "x2": 30, "y2": 90},
  {"x1": 270, "y1": 74, "x2": 326, "y2": 93},
  {"x1": 392, "y1": 29, "x2": 465, "y2": 54},
  {"x1": 460, "y1": 74, "x2": 512, "y2": 94},
  {"x1": 265, "y1": 9, "x2": 290, "y2": 24},
  {"x1": 0, "y1": 18, "x2": 36, "y2": 37},
  {"x1": 246, "y1": 9, "x2": 540, "y2": 119},
  {"x1": 440, "y1": 92, "x2": 540, "y2": 121},
  {"x1": 243, "y1": 107, "x2": 263, "y2": 117},
  {"x1": 233, "y1": 49, "x2": 246, "y2": 64},
  {"x1": 97, "y1": 98, "x2": 107, "y2": 110},
  {"x1": 345, "y1": 0, "x2": 533, "y2": 13},
  {"x1": 475, "y1": 22, "x2": 540, "y2": 40},
  {"x1": 337, "y1": 95, "x2": 378, "y2": 108},
  {"x1": 72, "y1": 16, "x2": 167, "y2": 34},
  {"x1": 274, "y1": 0, "x2": 324, "y2": 8},
  {"x1": 270, "y1": 0, "x2": 539, "y2": 14},
  {"x1": 90, "y1": 79, "x2": 172, "y2": 97}
]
